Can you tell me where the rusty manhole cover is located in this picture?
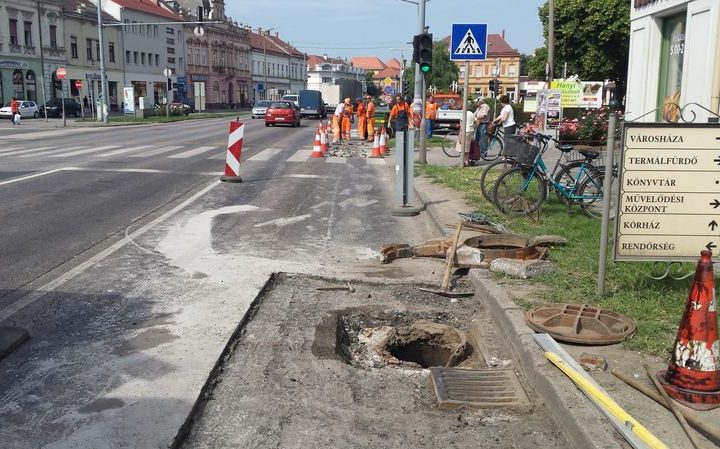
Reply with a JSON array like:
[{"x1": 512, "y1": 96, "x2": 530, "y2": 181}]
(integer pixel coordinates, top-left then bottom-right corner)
[
  {"x1": 526, "y1": 303, "x2": 636, "y2": 344},
  {"x1": 463, "y1": 234, "x2": 547, "y2": 262},
  {"x1": 430, "y1": 367, "x2": 531, "y2": 410}
]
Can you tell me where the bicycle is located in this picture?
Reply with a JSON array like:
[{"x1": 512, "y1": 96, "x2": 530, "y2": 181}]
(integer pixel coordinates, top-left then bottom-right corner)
[
  {"x1": 491, "y1": 133, "x2": 617, "y2": 218},
  {"x1": 441, "y1": 128, "x2": 503, "y2": 160}
]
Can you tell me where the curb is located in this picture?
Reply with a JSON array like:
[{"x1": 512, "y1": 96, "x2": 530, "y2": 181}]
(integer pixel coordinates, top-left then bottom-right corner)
[{"x1": 413, "y1": 176, "x2": 624, "y2": 449}]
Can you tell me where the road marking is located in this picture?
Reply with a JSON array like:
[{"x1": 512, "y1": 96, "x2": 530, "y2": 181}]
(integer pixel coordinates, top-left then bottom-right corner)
[
  {"x1": 206, "y1": 153, "x2": 225, "y2": 160},
  {"x1": 254, "y1": 214, "x2": 312, "y2": 228},
  {"x1": 287, "y1": 149, "x2": 312, "y2": 162},
  {"x1": 247, "y1": 148, "x2": 283, "y2": 161},
  {"x1": 326, "y1": 157, "x2": 347, "y2": 164},
  {"x1": 0, "y1": 147, "x2": 21, "y2": 155},
  {"x1": 0, "y1": 168, "x2": 66, "y2": 186},
  {"x1": 365, "y1": 158, "x2": 386, "y2": 165},
  {"x1": 0, "y1": 180, "x2": 222, "y2": 323},
  {"x1": 128, "y1": 145, "x2": 183, "y2": 157},
  {"x1": 168, "y1": 146, "x2": 218, "y2": 159},
  {"x1": 338, "y1": 198, "x2": 379, "y2": 208},
  {"x1": 0, "y1": 146, "x2": 55, "y2": 157},
  {"x1": 95, "y1": 145, "x2": 153, "y2": 157},
  {"x1": 49, "y1": 145, "x2": 119, "y2": 158},
  {"x1": 63, "y1": 167, "x2": 222, "y2": 176},
  {"x1": 286, "y1": 174, "x2": 324, "y2": 179}
]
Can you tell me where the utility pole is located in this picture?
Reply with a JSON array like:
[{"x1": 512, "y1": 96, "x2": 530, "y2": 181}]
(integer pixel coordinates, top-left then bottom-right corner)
[
  {"x1": 97, "y1": 0, "x2": 110, "y2": 123},
  {"x1": 548, "y1": 0, "x2": 554, "y2": 85}
]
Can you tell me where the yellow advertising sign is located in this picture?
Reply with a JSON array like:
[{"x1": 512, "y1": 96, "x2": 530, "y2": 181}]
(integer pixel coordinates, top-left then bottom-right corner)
[{"x1": 550, "y1": 80, "x2": 603, "y2": 109}]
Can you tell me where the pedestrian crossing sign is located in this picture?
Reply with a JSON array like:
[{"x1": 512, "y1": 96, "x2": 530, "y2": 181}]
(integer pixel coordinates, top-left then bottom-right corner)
[{"x1": 450, "y1": 23, "x2": 488, "y2": 61}]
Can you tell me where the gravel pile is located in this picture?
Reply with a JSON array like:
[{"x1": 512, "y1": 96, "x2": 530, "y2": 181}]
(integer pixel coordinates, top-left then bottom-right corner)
[{"x1": 327, "y1": 140, "x2": 371, "y2": 158}]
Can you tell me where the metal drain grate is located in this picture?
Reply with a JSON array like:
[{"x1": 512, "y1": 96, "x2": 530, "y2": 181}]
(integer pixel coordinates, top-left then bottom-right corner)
[{"x1": 430, "y1": 367, "x2": 531, "y2": 411}]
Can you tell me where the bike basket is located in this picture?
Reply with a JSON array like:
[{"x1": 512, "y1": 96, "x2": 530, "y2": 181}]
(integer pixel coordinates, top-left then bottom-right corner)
[{"x1": 503, "y1": 135, "x2": 539, "y2": 165}]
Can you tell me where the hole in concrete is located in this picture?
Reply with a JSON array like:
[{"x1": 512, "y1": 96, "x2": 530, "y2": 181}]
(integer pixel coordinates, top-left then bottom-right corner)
[{"x1": 384, "y1": 321, "x2": 467, "y2": 368}]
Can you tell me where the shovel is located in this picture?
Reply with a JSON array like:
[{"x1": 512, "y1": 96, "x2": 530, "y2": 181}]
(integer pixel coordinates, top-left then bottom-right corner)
[{"x1": 419, "y1": 221, "x2": 474, "y2": 298}]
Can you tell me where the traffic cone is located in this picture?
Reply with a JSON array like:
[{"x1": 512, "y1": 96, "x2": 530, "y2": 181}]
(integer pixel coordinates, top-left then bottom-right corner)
[
  {"x1": 658, "y1": 249, "x2": 720, "y2": 410},
  {"x1": 311, "y1": 130, "x2": 324, "y2": 158},
  {"x1": 320, "y1": 123, "x2": 328, "y2": 154},
  {"x1": 369, "y1": 131, "x2": 381, "y2": 158},
  {"x1": 379, "y1": 127, "x2": 388, "y2": 155}
]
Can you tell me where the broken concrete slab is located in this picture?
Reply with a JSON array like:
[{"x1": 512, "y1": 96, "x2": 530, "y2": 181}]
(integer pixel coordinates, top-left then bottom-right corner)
[
  {"x1": 490, "y1": 258, "x2": 553, "y2": 279},
  {"x1": 531, "y1": 235, "x2": 568, "y2": 247},
  {"x1": 0, "y1": 326, "x2": 30, "y2": 360}
]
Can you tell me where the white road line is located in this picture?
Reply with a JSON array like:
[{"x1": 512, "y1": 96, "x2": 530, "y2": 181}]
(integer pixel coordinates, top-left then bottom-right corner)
[
  {"x1": 63, "y1": 167, "x2": 222, "y2": 176},
  {"x1": 206, "y1": 153, "x2": 225, "y2": 160},
  {"x1": 287, "y1": 149, "x2": 312, "y2": 162},
  {"x1": 365, "y1": 158, "x2": 387, "y2": 165},
  {"x1": 0, "y1": 180, "x2": 222, "y2": 323},
  {"x1": 128, "y1": 145, "x2": 183, "y2": 157},
  {"x1": 0, "y1": 147, "x2": 21, "y2": 155},
  {"x1": 95, "y1": 145, "x2": 153, "y2": 157},
  {"x1": 49, "y1": 145, "x2": 119, "y2": 158},
  {"x1": 247, "y1": 148, "x2": 283, "y2": 161},
  {"x1": 168, "y1": 146, "x2": 217, "y2": 159},
  {"x1": 0, "y1": 168, "x2": 67, "y2": 186},
  {"x1": 0, "y1": 146, "x2": 55, "y2": 157},
  {"x1": 286, "y1": 174, "x2": 325, "y2": 179},
  {"x1": 253, "y1": 214, "x2": 312, "y2": 228},
  {"x1": 326, "y1": 157, "x2": 347, "y2": 164}
]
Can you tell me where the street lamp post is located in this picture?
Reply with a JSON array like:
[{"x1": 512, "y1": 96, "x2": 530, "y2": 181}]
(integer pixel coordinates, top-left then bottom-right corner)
[
  {"x1": 262, "y1": 27, "x2": 279, "y2": 100},
  {"x1": 97, "y1": 0, "x2": 110, "y2": 123}
]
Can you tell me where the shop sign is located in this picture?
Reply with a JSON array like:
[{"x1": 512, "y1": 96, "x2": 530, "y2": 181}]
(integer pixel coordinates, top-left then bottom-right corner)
[
  {"x1": 550, "y1": 80, "x2": 603, "y2": 109},
  {"x1": 0, "y1": 60, "x2": 29, "y2": 69},
  {"x1": 615, "y1": 123, "x2": 720, "y2": 261}
]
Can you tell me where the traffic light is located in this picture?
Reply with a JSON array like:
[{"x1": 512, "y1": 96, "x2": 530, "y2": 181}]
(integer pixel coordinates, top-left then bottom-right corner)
[
  {"x1": 488, "y1": 79, "x2": 496, "y2": 92},
  {"x1": 413, "y1": 32, "x2": 433, "y2": 74},
  {"x1": 403, "y1": 81, "x2": 410, "y2": 100},
  {"x1": 167, "y1": 78, "x2": 172, "y2": 91}
]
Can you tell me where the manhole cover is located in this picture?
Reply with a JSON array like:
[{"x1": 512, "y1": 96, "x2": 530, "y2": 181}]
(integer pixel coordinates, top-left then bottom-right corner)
[
  {"x1": 526, "y1": 303, "x2": 636, "y2": 344},
  {"x1": 430, "y1": 367, "x2": 531, "y2": 411}
]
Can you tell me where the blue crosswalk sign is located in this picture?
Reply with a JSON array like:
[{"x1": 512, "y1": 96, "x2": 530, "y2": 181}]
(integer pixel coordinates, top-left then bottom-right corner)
[{"x1": 450, "y1": 24, "x2": 488, "y2": 61}]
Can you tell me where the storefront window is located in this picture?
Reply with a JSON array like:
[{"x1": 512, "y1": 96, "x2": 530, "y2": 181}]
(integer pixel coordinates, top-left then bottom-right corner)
[
  {"x1": 657, "y1": 13, "x2": 685, "y2": 122},
  {"x1": 25, "y1": 70, "x2": 36, "y2": 102},
  {"x1": 12, "y1": 69, "x2": 24, "y2": 99}
]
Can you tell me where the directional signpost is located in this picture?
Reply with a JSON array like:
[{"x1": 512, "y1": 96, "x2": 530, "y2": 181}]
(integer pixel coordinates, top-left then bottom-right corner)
[{"x1": 615, "y1": 123, "x2": 720, "y2": 261}]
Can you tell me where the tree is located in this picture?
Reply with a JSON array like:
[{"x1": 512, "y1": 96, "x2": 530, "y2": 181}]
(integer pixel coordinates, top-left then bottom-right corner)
[
  {"x1": 523, "y1": 47, "x2": 549, "y2": 80},
  {"x1": 538, "y1": 0, "x2": 630, "y2": 101},
  {"x1": 365, "y1": 71, "x2": 379, "y2": 97}
]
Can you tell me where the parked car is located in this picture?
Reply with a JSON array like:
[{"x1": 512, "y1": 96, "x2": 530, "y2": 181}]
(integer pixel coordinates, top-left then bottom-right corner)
[
  {"x1": 0, "y1": 100, "x2": 40, "y2": 119},
  {"x1": 40, "y1": 98, "x2": 81, "y2": 118},
  {"x1": 252, "y1": 100, "x2": 271, "y2": 119},
  {"x1": 299, "y1": 90, "x2": 327, "y2": 119},
  {"x1": 280, "y1": 94, "x2": 299, "y2": 108},
  {"x1": 265, "y1": 100, "x2": 301, "y2": 127}
]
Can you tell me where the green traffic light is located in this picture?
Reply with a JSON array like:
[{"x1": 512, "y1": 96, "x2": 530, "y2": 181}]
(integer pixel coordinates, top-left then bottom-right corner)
[{"x1": 420, "y1": 64, "x2": 431, "y2": 73}]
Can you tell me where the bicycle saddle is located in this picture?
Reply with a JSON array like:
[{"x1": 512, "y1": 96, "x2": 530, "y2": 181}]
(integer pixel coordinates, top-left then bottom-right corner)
[
  {"x1": 557, "y1": 144, "x2": 574, "y2": 152},
  {"x1": 579, "y1": 150, "x2": 600, "y2": 159}
]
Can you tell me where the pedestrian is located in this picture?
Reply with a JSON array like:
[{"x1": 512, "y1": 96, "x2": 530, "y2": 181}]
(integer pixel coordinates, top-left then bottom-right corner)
[
  {"x1": 365, "y1": 95, "x2": 375, "y2": 142},
  {"x1": 492, "y1": 95, "x2": 516, "y2": 146},
  {"x1": 10, "y1": 97, "x2": 19, "y2": 125},
  {"x1": 342, "y1": 98, "x2": 353, "y2": 140},
  {"x1": 389, "y1": 95, "x2": 414, "y2": 134},
  {"x1": 83, "y1": 96, "x2": 89, "y2": 109},
  {"x1": 425, "y1": 95, "x2": 438, "y2": 138},
  {"x1": 355, "y1": 98, "x2": 367, "y2": 141},
  {"x1": 332, "y1": 99, "x2": 346, "y2": 144},
  {"x1": 459, "y1": 107, "x2": 476, "y2": 167},
  {"x1": 473, "y1": 97, "x2": 490, "y2": 158}
]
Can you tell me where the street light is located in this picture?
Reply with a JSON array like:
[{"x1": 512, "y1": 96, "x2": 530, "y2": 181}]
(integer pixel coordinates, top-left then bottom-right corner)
[{"x1": 262, "y1": 26, "x2": 279, "y2": 100}]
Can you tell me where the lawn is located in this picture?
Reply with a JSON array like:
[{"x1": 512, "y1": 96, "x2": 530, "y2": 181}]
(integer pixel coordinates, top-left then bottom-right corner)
[
  {"x1": 79, "y1": 111, "x2": 246, "y2": 124},
  {"x1": 416, "y1": 163, "x2": 693, "y2": 357}
]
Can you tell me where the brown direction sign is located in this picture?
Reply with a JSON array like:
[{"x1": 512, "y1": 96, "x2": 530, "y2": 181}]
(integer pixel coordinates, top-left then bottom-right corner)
[{"x1": 615, "y1": 123, "x2": 720, "y2": 261}]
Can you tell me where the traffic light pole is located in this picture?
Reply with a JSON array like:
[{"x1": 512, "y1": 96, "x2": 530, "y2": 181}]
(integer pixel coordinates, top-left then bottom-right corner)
[
  {"x1": 412, "y1": 0, "x2": 426, "y2": 127},
  {"x1": 97, "y1": 0, "x2": 110, "y2": 123},
  {"x1": 460, "y1": 61, "x2": 469, "y2": 167}
]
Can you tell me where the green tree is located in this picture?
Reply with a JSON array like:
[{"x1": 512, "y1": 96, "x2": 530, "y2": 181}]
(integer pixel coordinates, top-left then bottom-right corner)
[
  {"x1": 402, "y1": 40, "x2": 459, "y2": 101},
  {"x1": 523, "y1": 47, "x2": 549, "y2": 79},
  {"x1": 365, "y1": 71, "x2": 380, "y2": 97},
  {"x1": 538, "y1": 0, "x2": 630, "y2": 100}
]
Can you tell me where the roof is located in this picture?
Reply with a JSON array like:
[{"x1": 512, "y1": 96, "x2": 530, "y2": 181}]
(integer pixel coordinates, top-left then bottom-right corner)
[
  {"x1": 63, "y1": 0, "x2": 117, "y2": 22},
  {"x1": 350, "y1": 57, "x2": 386, "y2": 71},
  {"x1": 385, "y1": 58, "x2": 402, "y2": 69},
  {"x1": 442, "y1": 33, "x2": 519, "y2": 56},
  {"x1": 373, "y1": 66, "x2": 400, "y2": 80},
  {"x1": 307, "y1": 54, "x2": 347, "y2": 67},
  {"x1": 108, "y1": 0, "x2": 182, "y2": 20},
  {"x1": 249, "y1": 30, "x2": 303, "y2": 57}
]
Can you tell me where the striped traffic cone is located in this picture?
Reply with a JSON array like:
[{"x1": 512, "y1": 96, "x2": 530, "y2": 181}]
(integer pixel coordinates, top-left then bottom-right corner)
[
  {"x1": 658, "y1": 249, "x2": 720, "y2": 410},
  {"x1": 369, "y1": 131, "x2": 381, "y2": 158},
  {"x1": 378, "y1": 127, "x2": 388, "y2": 155},
  {"x1": 311, "y1": 130, "x2": 324, "y2": 158},
  {"x1": 320, "y1": 123, "x2": 329, "y2": 154}
]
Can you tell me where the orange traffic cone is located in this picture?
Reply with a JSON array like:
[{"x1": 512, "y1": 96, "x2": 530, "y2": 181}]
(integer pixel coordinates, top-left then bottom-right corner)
[
  {"x1": 311, "y1": 130, "x2": 324, "y2": 158},
  {"x1": 658, "y1": 249, "x2": 720, "y2": 410},
  {"x1": 379, "y1": 127, "x2": 388, "y2": 155},
  {"x1": 325, "y1": 121, "x2": 332, "y2": 148},
  {"x1": 369, "y1": 131, "x2": 381, "y2": 158},
  {"x1": 320, "y1": 123, "x2": 329, "y2": 154}
]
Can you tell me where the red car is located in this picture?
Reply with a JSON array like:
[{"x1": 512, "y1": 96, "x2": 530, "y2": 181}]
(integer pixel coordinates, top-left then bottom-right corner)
[{"x1": 265, "y1": 100, "x2": 301, "y2": 127}]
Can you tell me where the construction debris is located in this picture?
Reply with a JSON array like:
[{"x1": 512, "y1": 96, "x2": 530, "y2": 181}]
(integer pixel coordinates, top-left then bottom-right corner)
[
  {"x1": 579, "y1": 353, "x2": 608, "y2": 372},
  {"x1": 327, "y1": 141, "x2": 369, "y2": 158}
]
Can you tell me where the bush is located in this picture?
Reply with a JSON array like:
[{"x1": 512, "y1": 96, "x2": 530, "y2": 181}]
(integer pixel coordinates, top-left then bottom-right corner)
[
  {"x1": 154, "y1": 103, "x2": 191, "y2": 116},
  {"x1": 559, "y1": 107, "x2": 625, "y2": 145}
]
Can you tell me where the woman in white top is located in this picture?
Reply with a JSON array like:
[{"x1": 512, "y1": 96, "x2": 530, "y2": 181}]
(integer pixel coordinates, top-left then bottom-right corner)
[{"x1": 492, "y1": 95, "x2": 516, "y2": 144}]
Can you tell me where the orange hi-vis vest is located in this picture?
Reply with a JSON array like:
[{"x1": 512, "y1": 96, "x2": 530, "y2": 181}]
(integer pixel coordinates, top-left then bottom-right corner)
[
  {"x1": 425, "y1": 101, "x2": 438, "y2": 119},
  {"x1": 366, "y1": 101, "x2": 375, "y2": 118}
]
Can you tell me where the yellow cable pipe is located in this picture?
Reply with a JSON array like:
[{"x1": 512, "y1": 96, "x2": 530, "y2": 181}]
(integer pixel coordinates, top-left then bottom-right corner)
[{"x1": 545, "y1": 352, "x2": 670, "y2": 449}]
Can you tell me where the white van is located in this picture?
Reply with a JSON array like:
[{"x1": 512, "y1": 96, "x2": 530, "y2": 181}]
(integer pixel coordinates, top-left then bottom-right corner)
[{"x1": 281, "y1": 94, "x2": 299, "y2": 108}]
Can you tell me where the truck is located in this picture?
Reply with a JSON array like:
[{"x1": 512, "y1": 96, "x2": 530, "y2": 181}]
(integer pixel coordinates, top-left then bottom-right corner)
[
  {"x1": 298, "y1": 90, "x2": 327, "y2": 119},
  {"x1": 433, "y1": 93, "x2": 464, "y2": 131},
  {"x1": 318, "y1": 79, "x2": 363, "y2": 112}
]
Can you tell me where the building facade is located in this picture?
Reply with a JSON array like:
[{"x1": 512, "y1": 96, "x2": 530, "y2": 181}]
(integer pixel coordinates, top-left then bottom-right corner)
[
  {"x1": 306, "y1": 54, "x2": 365, "y2": 90},
  {"x1": 626, "y1": 0, "x2": 720, "y2": 122},
  {"x1": 249, "y1": 27, "x2": 305, "y2": 102},
  {"x1": 0, "y1": 0, "x2": 65, "y2": 106}
]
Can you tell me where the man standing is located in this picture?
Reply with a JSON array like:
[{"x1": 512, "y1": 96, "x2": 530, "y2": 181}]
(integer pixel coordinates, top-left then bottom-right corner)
[
  {"x1": 342, "y1": 98, "x2": 353, "y2": 141},
  {"x1": 365, "y1": 95, "x2": 375, "y2": 141},
  {"x1": 389, "y1": 95, "x2": 414, "y2": 134},
  {"x1": 10, "y1": 97, "x2": 19, "y2": 125},
  {"x1": 473, "y1": 97, "x2": 490, "y2": 157},
  {"x1": 332, "y1": 100, "x2": 345, "y2": 143},
  {"x1": 356, "y1": 98, "x2": 367, "y2": 141},
  {"x1": 425, "y1": 95, "x2": 438, "y2": 138}
]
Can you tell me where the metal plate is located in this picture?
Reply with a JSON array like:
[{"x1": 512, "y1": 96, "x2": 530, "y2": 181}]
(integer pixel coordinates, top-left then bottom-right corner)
[
  {"x1": 429, "y1": 367, "x2": 531, "y2": 411},
  {"x1": 526, "y1": 303, "x2": 636, "y2": 345}
]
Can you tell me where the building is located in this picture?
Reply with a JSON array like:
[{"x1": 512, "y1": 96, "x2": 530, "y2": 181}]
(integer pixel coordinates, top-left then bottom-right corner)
[
  {"x1": 177, "y1": 0, "x2": 251, "y2": 110},
  {"x1": 306, "y1": 54, "x2": 364, "y2": 90},
  {"x1": 63, "y1": 0, "x2": 123, "y2": 111},
  {"x1": 0, "y1": 0, "x2": 65, "y2": 106},
  {"x1": 248, "y1": 27, "x2": 305, "y2": 101},
  {"x1": 350, "y1": 56, "x2": 401, "y2": 92},
  {"x1": 99, "y1": 0, "x2": 185, "y2": 109},
  {"x1": 626, "y1": 0, "x2": 720, "y2": 122}
]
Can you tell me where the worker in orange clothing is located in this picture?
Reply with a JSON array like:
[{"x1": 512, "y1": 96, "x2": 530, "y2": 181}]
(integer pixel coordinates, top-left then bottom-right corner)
[
  {"x1": 365, "y1": 95, "x2": 375, "y2": 142},
  {"x1": 355, "y1": 98, "x2": 367, "y2": 140},
  {"x1": 389, "y1": 95, "x2": 414, "y2": 134},
  {"x1": 332, "y1": 100, "x2": 345, "y2": 143},
  {"x1": 425, "y1": 95, "x2": 438, "y2": 137},
  {"x1": 342, "y1": 97, "x2": 353, "y2": 140}
]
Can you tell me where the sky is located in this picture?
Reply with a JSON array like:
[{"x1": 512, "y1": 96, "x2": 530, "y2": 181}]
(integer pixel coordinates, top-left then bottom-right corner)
[{"x1": 225, "y1": 0, "x2": 547, "y2": 63}]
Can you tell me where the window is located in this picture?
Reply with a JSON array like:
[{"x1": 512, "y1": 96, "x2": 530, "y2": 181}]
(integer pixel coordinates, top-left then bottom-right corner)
[
  {"x1": 166, "y1": 27, "x2": 174, "y2": 34},
  {"x1": 322, "y1": 77, "x2": 332, "y2": 83},
  {"x1": 155, "y1": 54, "x2": 159, "y2": 66},
  {"x1": 508, "y1": 64, "x2": 516, "y2": 76},
  {"x1": 132, "y1": 21, "x2": 137, "y2": 33},
  {"x1": 141, "y1": 52, "x2": 146, "y2": 65},
  {"x1": 9, "y1": 19, "x2": 18, "y2": 45},
  {"x1": 96, "y1": 40, "x2": 100, "y2": 60},
  {"x1": 109, "y1": 42, "x2": 115, "y2": 62},
  {"x1": 71, "y1": 36, "x2": 78, "y2": 58},
  {"x1": 167, "y1": 47, "x2": 175, "y2": 54},
  {"x1": 166, "y1": 37, "x2": 174, "y2": 45},
  {"x1": 86, "y1": 38, "x2": 93, "y2": 60},
  {"x1": 126, "y1": 50, "x2": 131, "y2": 64},
  {"x1": 657, "y1": 13, "x2": 686, "y2": 122},
  {"x1": 147, "y1": 24, "x2": 151, "y2": 36},
  {"x1": 167, "y1": 57, "x2": 175, "y2": 64},
  {"x1": 133, "y1": 51, "x2": 138, "y2": 64},
  {"x1": 24, "y1": 21, "x2": 32, "y2": 46},
  {"x1": 195, "y1": 48, "x2": 200, "y2": 65},
  {"x1": 139, "y1": 23, "x2": 144, "y2": 35},
  {"x1": 49, "y1": 25, "x2": 57, "y2": 49},
  {"x1": 202, "y1": 48, "x2": 207, "y2": 66},
  {"x1": 154, "y1": 25, "x2": 159, "y2": 37},
  {"x1": 186, "y1": 46, "x2": 192, "y2": 64}
]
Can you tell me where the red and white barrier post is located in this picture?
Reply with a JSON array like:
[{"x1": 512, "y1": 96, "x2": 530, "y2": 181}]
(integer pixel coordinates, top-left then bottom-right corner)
[{"x1": 221, "y1": 118, "x2": 244, "y2": 183}]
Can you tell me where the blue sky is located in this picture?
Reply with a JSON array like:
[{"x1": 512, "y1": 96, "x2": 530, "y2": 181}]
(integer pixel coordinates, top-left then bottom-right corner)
[{"x1": 225, "y1": 0, "x2": 547, "y2": 62}]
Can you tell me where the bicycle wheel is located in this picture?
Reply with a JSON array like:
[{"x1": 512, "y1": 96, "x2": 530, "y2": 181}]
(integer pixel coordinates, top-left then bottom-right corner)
[
  {"x1": 578, "y1": 169, "x2": 619, "y2": 219},
  {"x1": 481, "y1": 133, "x2": 503, "y2": 161},
  {"x1": 492, "y1": 167, "x2": 547, "y2": 216},
  {"x1": 480, "y1": 157, "x2": 517, "y2": 201},
  {"x1": 442, "y1": 131, "x2": 460, "y2": 157}
]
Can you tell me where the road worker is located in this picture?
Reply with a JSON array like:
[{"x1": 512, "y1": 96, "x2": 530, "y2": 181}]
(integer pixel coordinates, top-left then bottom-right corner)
[
  {"x1": 425, "y1": 95, "x2": 438, "y2": 137},
  {"x1": 342, "y1": 97, "x2": 353, "y2": 140},
  {"x1": 355, "y1": 98, "x2": 367, "y2": 141},
  {"x1": 389, "y1": 95, "x2": 414, "y2": 134},
  {"x1": 365, "y1": 95, "x2": 375, "y2": 142},
  {"x1": 332, "y1": 100, "x2": 345, "y2": 143}
]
